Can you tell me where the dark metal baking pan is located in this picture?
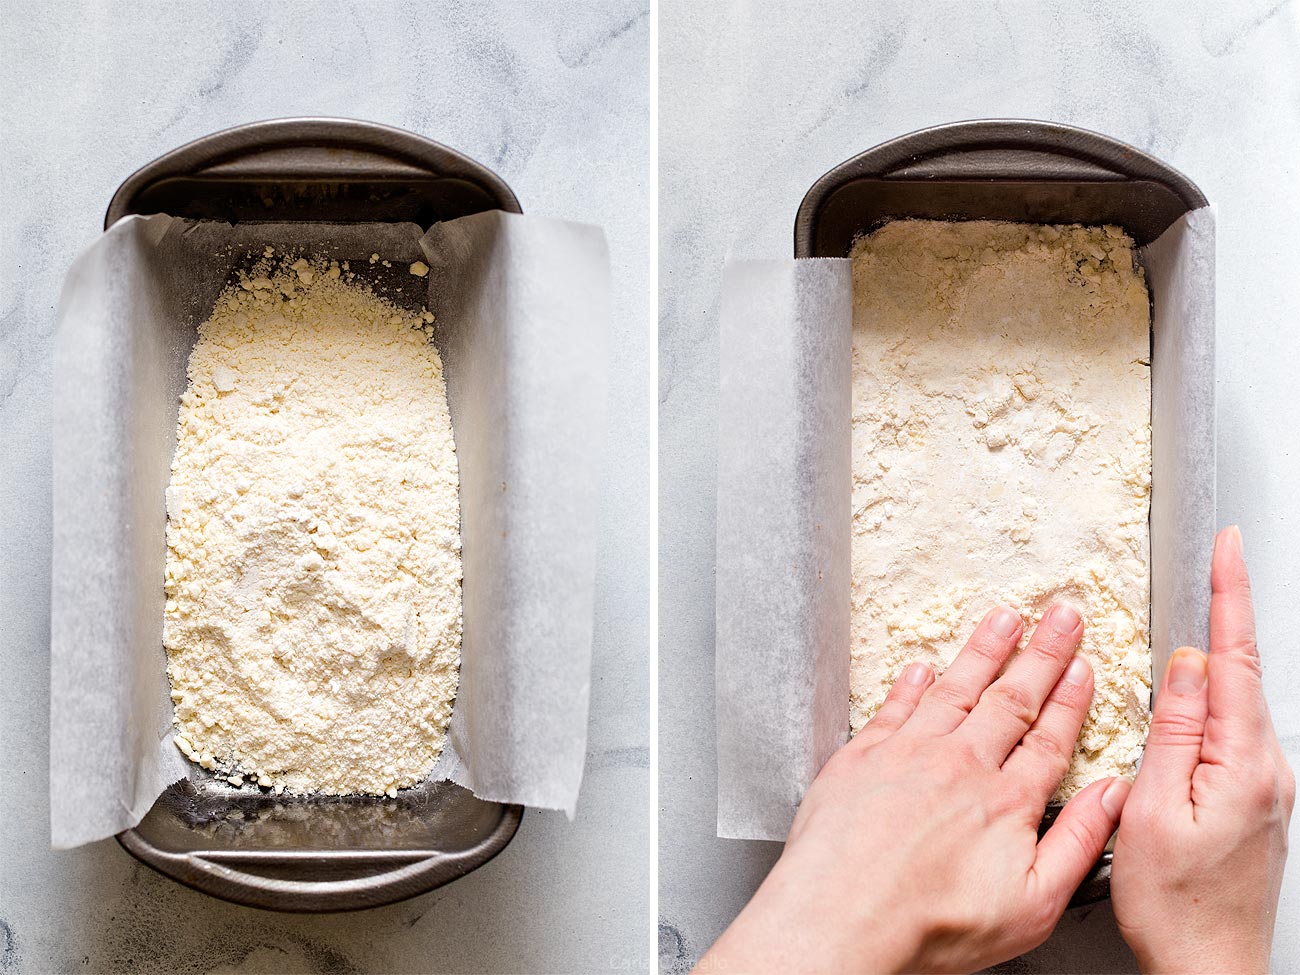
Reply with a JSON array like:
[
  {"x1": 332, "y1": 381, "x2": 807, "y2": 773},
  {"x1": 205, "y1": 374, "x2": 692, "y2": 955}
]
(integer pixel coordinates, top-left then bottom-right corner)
[
  {"x1": 119, "y1": 779, "x2": 522, "y2": 913},
  {"x1": 797, "y1": 119, "x2": 1207, "y2": 907},
  {"x1": 796, "y1": 118, "x2": 1205, "y2": 258},
  {"x1": 109, "y1": 118, "x2": 523, "y2": 912},
  {"x1": 106, "y1": 116, "x2": 521, "y2": 230}
]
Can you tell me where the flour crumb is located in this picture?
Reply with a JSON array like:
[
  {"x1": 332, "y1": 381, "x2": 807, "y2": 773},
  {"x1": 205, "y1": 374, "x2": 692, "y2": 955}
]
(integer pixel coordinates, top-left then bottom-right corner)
[
  {"x1": 849, "y1": 220, "x2": 1151, "y2": 800},
  {"x1": 163, "y1": 252, "x2": 463, "y2": 796}
]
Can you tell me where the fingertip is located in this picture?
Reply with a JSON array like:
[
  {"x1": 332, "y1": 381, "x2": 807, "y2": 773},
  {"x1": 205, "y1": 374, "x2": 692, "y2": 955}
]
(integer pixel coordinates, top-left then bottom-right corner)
[
  {"x1": 1165, "y1": 646, "x2": 1209, "y2": 695},
  {"x1": 1099, "y1": 776, "x2": 1132, "y2": 820},
  {"x1": 1042, "y1": 602, "x2": 1083, "y2": 637},
  {"x1": 859, "y1": 662, "x2": 934, "y2": 746},
  {"x1": 900, "y1": 661, "x2": 934, "y2": 688},
  {"x1": 1061, "y1": 654, "x2": 1092, "y2": 687},
  {"x1": 1212, "y1": 525, "x2": 1251, "y2": 593},
  {"x1": 986, "y1": 604, "x2": 1023, "y2": 639}
]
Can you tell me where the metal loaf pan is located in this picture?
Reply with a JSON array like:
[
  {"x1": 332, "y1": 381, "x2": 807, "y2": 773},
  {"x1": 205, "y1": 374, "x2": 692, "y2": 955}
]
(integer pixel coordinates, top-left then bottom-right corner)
[
  {"x1": 796, "y1": 119, "x2": 1208, "y2": 907},
  {"x1": 109, "y1": 118, "x2": 523, "y2": 912}
]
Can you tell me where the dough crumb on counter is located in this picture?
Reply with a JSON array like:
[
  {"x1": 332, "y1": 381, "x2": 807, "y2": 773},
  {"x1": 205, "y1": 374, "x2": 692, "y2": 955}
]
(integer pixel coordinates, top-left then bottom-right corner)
[
  {"x1": 849, "y1": 220, "x2": 1151, "y2": 800},
  {"x1": 163, "y1": 252, "x2": 462, "y2": 797}
]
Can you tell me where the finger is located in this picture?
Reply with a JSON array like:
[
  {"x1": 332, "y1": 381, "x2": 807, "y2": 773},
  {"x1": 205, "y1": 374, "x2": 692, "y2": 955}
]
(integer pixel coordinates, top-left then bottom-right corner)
[
  {"x1": 959, "y1": 603, "x2": 1084, "y2": 765},
  {"x1": 852, "y1": 663, "x2": 934, "y2": 749},
  {"x1": 1207, "y1": 525, "x2": 1267, "y2": 742},
  {"x1": 1130, "y1": 646, "x2": 1209, "y2": 806},
  {"x1": 907, "y1": 604, "x2": 1023, "y2": 736},
  {"x1": 1002, "y1": 654, "x2": 1093, "y2": 805},
  {"x1": 1032, "y1": 777, "x2": 1129, "y2": 910}
]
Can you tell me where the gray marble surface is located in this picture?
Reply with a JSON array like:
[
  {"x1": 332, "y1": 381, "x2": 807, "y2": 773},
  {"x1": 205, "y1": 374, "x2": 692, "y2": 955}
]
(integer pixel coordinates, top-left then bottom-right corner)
[
  {"x1": 659, "y1": 2, "x2": 1300, "y2": 972},
  {"x1": 0, "y1": 3, "x2": 648, "y2": 973}
]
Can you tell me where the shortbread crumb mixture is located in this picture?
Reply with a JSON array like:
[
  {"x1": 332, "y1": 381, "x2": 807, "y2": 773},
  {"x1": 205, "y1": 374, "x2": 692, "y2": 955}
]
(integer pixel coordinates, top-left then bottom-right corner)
[
  {"x1": 849, "y1": 220, "x2": 1151, "y2": 799},
  {"x1": 164, "y1": 253, "x2": 462, "y2": 796}
]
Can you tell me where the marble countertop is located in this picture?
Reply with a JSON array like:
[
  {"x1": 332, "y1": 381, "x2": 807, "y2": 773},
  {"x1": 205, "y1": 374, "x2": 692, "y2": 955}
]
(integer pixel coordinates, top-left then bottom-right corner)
[
  {"x1": 659, "y1": 2, "x2": 1300, "y2": 972},
  {"x1": 0, "y1": 3, "x2": 648, "y2": 973}
]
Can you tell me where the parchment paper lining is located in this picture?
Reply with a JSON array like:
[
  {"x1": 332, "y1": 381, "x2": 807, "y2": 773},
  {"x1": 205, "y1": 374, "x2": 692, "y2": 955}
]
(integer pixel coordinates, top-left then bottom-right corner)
[
  {"x1": 51, "y1": 211, "x2": 609, "y2": 849},
  {"x1": 715, "y1": 208, "x2": 1215, "y2": 841}
]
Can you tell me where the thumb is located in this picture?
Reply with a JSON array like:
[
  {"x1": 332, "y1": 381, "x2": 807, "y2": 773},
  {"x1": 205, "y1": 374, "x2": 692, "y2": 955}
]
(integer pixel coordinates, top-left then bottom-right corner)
[{"x1": 1134, "y1": 646, "x2": 1209, "y2": 806}]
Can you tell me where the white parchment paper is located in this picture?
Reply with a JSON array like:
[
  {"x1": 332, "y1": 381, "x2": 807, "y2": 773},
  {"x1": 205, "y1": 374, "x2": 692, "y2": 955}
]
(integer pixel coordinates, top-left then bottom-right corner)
[
  {"x1": 715, "y1": 259, "x2": 853, "y2": 842},
  {"x1": 50, "y1": 211, "x2": 608, "y2": 849},
  {"x1": 715, "y1": 208, "x2": 1215, "y2": 841}
]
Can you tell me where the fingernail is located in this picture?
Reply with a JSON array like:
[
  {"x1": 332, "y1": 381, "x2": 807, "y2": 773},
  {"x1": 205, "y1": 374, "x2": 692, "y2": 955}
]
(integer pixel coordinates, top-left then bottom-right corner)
[
  {"x1": 1101, "y1": 777, "x2": 1132, "y2": 819},
  {"x1": 902, "y1": 662, "x2": 931, "y2": 686},
  {"x1": 1167, "y1": 646, "x2": 1208, "y2": 694},
  {"x1": 989, "y1": 605, "x2": 1022, "y2": 638},
  {"x1": 1229, "y1": 524, "x2": 1244, "y2": 554},
  {"x1": 1045, "y1": 603, "x2": 1081, "y2": 635},
  {"x1": 1063, "y1": 655, "x2": 1091, "y2": 685}
]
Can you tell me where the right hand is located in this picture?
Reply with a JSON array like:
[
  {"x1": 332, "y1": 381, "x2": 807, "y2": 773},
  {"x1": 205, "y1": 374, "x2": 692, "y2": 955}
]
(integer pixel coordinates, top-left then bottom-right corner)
[{"x1": 1112, "y1": 526, "x2": 1294, "y2": 974}]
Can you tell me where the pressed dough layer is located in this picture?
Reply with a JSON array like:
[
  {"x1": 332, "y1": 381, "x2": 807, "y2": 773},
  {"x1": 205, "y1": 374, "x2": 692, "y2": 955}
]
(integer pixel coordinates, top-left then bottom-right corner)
[{"x1": 849, "y1": 220, "x2": 1152, "y2": 799}]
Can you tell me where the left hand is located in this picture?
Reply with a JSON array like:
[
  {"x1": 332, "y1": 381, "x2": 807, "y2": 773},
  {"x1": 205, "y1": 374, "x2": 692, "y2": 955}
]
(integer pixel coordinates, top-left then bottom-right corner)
[
  {"x1": 699, "y1": 602, "x2": 1129, "y2": 974},
  {"x1": 1111, "y1": 526, "x2": 1294, "y2": 975}
]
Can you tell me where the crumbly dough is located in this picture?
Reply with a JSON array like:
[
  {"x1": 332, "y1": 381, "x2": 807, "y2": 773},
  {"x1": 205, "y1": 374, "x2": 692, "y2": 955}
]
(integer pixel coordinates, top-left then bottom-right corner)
[
  {"x1": 163, "y1": 253, "x2": 462, "y2": 796},
  {"x1": 849, "y1": 220, "x2": 1151, "y2": 799}
]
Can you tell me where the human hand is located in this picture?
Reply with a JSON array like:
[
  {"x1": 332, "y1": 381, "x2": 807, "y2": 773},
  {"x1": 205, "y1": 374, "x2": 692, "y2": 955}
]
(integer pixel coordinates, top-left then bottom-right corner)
[
  {"x1": 700, "y1": 602, "x2": 1130, "y2": 974},
  {"x1": 1112, "y1": 526, "x2": 1294, "y2": 975}
]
